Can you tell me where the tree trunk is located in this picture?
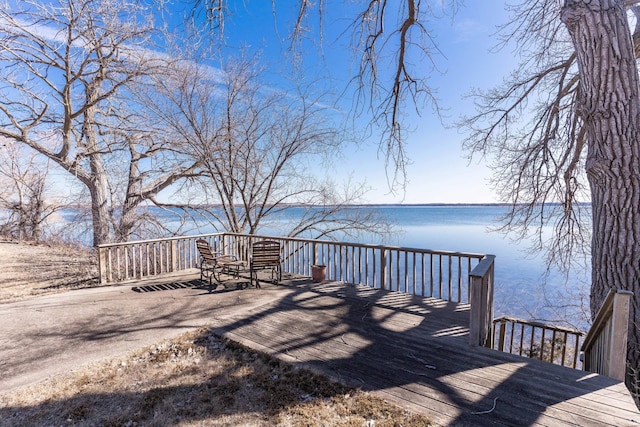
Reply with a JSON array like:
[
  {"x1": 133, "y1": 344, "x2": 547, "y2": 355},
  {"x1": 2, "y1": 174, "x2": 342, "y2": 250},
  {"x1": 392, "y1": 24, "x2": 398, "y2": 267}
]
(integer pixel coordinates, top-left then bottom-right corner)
[
  {"x1": 561, "y1": 0, "x2": 640, "y2": 391},
  {"x1": 88, "y1": 156, "x2": 111, "y2": 247},
  {"x1": 84, "y1": 88, "x2": 111, "y2": 247}
]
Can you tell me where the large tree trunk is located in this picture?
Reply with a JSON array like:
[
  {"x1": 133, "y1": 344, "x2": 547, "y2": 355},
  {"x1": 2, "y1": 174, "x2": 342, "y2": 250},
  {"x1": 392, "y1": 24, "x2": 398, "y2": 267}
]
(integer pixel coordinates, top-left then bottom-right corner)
[
  {"x1": 84, "y1": 88, "x2": 111, "y2": 247},
  {"x1": 562, "y1": 0, "x2": 640, "y2": 392},
  {"x1": 88, "y1": 155, "x2": 111, "y2": 247}
]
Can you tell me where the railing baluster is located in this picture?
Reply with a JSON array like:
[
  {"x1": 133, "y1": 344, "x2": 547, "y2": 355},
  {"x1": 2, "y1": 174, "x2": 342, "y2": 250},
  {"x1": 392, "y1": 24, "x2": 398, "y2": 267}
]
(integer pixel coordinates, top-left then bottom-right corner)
[
  {"x1": 529, "y1": 325, "x2": 535, "y2": 358},
  {"x1": 97, "y1": 232, "x2": 487, "y2": 306},
  {"x1": 467, "y1": 257, "x2": 472, "y2": 302},
  {"x1": 412, "y1": 252, "x2": 416, "y2": 295},
  {"x1": 438, "y1": 254, "x2": 443, "y2": 299},
  {"x1": 365, "y1": 247, "x2": 369, "y2": 286},
  {"x1": 448, "y1": 255, "x2": 452, "y2": 302},
  {"x1": 404, "y1": 251, "x2": 408, "y2": 293},
  {"x1": 429, "y1": 253, "x2": 434, "y2": 298},
  {"x1": 491, "y1": 316, "x2": 583, "y2": 368},
  {"x1": 372, "y1": 248, "x2": 377, "y2": 288},
  {"x1": 116, "y1": 247, "x2": 123, "y2": 281},
  {"x1": 421, "y1": 253, "x2": 425, "y2": 296},
  {"x1": 457, "y1": 256, "x2": 462, "y2": 303},
  {"x1": 357, "y1": 246, "x2": 362, "y2": 285},
  {"x1": 380, "y1": 248, "x2": 387, "y2": 290}
]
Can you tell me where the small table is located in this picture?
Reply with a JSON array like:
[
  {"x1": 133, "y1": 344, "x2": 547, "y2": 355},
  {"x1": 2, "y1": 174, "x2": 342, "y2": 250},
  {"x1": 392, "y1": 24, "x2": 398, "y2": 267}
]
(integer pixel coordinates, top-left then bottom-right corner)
[
  {"x1": 213, "y1": 255, "x2": 245, "y2": 281},
  {"x1": 220, "y1": 259, "x2": 244, "y2": 278}
]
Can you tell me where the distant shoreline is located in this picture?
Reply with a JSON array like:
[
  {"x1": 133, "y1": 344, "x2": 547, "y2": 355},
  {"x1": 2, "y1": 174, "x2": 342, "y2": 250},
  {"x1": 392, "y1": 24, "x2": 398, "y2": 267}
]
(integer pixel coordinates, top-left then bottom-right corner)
[
  {"x1": 54, "y1": 202, "x2": 591, "y2": 210},
  {"x1": 255, "y1": 202, "x2": 588, "y2": 208}
]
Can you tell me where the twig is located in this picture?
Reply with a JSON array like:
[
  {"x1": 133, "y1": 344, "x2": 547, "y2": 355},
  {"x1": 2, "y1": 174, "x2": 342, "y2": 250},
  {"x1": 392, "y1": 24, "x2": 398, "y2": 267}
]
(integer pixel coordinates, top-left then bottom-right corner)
[
  {"x1": 407, "y1": 353, "x2": 436, "y2": 369},
  {"x1": 471, "y1": 397, "x2": 498, "y2": 415},
  {"x1": 400, "y1": 368, "x2": 433, "y2": 377},
  {"x1": 407, "y1": 353, "x2": 426, "y2": 364}
]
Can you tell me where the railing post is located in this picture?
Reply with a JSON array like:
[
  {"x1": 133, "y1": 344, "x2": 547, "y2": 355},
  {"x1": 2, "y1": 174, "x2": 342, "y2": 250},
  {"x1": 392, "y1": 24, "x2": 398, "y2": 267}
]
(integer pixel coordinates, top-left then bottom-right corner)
[
  {"x1": 313, "y1": 242, "x2": 318, "y2": 266},
  {"x1": 380, "y1": 249, "x2": 388, "y2": 290},
  {"x1": 497, "y1": 318, "x2": 507, "y2": 351},
  {"x1": 469, "y1": 255, "x2": 495, "y2": 347},
  {"x1": 581, "y1": 288, "x2": 633, "y2": 380},
  {"x1": 609, "y1": 290, "x2": 632, "y2": 381},
  {"x1": 469, "y1": 274, "x2": 484, "y2": 346},
  {"x1": 171, "y1": 240, "x2": 178, "y2": 272},
  {"x1": 98, "y1": 246, "x2": 107, "y2": 284}
]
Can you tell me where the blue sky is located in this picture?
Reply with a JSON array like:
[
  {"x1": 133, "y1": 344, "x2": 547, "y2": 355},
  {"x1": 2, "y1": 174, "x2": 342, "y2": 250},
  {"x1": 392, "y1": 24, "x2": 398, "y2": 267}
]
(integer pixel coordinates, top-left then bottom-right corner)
[
  {"x1": 197, "y1": 1, "x2": 516, "y2": 204},
  {"x1": 19, "y1": 1, "x2": 517, "y2": 205}
]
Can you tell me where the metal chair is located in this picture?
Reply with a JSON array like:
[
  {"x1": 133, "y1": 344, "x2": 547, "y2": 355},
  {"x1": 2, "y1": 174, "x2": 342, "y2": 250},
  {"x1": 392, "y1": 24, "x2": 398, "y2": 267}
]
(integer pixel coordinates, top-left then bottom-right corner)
[
  {"x1": 195, "y1": 239, "x2": 244, "y2": 289},
  {"x1": 249, "y1": 240, "x2": 281, "y2": 288}
]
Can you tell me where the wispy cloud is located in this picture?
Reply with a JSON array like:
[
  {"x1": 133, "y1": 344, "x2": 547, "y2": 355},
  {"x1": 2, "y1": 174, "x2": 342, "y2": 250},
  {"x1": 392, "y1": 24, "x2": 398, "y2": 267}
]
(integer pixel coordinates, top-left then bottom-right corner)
[{"x1": 452, "y1": 18, "x2": 487, "y2": 43}]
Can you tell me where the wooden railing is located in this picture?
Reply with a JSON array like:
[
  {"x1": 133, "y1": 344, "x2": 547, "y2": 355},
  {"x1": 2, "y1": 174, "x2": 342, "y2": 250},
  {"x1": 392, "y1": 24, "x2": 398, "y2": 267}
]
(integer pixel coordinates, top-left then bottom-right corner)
[
  {"x1": 96, "y1": 234, "x2": 634, "y2": 377},
  {"x1": 97, "y1": 233, "x2": 226, "y2": 284},
  {"x1": 581, "y1": 288, "x2": 633, "y2": 381},
  {"x1": 490, "y1": 316, "x2": 583, "y2": 368},
  {"x1": 469, "y1": 255, "x2": 495, "y2": 346},
  {"x1": 97, "y1": 232, "x2": 488, "y2": 304}
]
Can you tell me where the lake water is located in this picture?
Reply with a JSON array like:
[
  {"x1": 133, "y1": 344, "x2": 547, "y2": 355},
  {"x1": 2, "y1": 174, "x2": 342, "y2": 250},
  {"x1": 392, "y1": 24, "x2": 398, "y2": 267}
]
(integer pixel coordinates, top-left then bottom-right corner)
[
  {"x1": 260, "y1": 204, "x2": 591, "y2": 328},
  {"x1": 369, "y1": 205, "x2": 591, "y2": 328},
  {"x1": 54, "y1": 204, "x2": 592, "y2": 329}
]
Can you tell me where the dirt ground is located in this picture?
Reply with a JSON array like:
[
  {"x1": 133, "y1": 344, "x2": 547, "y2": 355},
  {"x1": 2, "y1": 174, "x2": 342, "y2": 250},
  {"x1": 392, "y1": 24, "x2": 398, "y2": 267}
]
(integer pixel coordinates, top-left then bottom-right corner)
[{"x1": 0, "y1": 241, "x2": 99, "y2": 303}]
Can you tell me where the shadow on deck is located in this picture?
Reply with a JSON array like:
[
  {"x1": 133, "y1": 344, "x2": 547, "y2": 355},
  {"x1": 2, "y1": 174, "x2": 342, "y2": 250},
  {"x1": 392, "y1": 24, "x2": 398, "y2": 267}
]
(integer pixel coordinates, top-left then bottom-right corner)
[
  {"x1": 129, "y1": 270, "x2": 638, "y2": 427},
  {"x1": 56, "y1": 266, "x2": 633, "y2": 426}
]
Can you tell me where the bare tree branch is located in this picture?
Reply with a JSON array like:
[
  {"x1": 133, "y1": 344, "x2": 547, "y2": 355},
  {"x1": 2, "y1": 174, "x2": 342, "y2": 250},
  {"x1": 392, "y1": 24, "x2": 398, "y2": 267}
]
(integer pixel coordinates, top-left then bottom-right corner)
[{"x1": 191, "y1": 0, "x2": 459, "y2": 191}]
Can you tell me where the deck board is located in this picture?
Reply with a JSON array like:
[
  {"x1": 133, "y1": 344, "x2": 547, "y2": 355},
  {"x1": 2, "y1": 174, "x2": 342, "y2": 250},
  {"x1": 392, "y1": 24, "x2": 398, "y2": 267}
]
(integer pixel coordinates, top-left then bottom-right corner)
[{"x1": 199, "y1": 276, "x2": 639, "y2": 426}]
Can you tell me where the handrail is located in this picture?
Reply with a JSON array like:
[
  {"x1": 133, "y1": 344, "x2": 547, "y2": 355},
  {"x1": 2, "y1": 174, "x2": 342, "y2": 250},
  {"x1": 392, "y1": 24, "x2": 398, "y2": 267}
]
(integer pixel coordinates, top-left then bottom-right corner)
[
  {"x1": 581, "y1": 288, "x2": 633, "y2": 380},
  {"x1": 97, "y1": 232, "x2": 487, "y2": 304},
  {"x1": 492, "y1": 316, "x2": 583, "y2": 368}
]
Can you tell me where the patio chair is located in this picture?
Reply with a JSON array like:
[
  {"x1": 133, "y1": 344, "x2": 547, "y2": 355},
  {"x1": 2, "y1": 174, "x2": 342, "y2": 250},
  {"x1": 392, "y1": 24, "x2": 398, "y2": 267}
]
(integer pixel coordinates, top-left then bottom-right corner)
[
  {"x1": 195, "y1": 239, "x2": 244, "y2": 289},
  {"x1": 250, "y1": 240, "x2": 282, "y2": 288}
]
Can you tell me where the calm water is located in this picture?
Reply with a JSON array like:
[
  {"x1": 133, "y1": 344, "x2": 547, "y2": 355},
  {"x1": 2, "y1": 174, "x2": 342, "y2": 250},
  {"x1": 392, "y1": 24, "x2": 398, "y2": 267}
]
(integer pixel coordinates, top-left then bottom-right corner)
[
  {"x1": 372, "y1": 205, "x2": 591, "y2": 326},
  {"x1": 54, "y1": 204, "x2": 592, "y2": 328},
  {"x1": 261, "y1": 204, "x2": 591, "y2": 326}
]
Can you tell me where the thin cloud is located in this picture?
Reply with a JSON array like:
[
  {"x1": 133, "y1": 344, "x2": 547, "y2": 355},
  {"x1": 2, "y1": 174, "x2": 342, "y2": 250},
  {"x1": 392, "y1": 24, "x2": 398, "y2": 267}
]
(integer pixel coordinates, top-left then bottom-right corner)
[{"x1": 452, "y1": 18, "x2": 487, "y2": 43}]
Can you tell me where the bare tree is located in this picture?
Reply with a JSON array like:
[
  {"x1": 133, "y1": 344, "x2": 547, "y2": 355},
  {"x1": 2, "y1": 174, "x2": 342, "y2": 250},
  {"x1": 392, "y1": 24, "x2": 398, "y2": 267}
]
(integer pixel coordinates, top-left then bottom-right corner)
[
  {"x1": 146, "y1": 54, "x2": 391, "y2": 239},
  {"x1": 461, "y1": 0, "x2": 640, "y2": 393},
  {"x1": 0, "y1": 140, "x2": 58, "y2": 242},
  {"x1": 0, "y1": 0, "x2": 199, "y2": 245}
]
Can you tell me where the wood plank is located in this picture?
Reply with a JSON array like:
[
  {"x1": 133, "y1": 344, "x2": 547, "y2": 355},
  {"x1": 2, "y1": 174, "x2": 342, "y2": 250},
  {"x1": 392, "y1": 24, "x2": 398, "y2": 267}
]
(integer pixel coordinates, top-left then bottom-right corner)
[
  {"x1": 195, "y1": 278, "x2": 640, "y2": 426},
  {"x1": 214, "y1": 311, "x2": 632, "y2": 426}
]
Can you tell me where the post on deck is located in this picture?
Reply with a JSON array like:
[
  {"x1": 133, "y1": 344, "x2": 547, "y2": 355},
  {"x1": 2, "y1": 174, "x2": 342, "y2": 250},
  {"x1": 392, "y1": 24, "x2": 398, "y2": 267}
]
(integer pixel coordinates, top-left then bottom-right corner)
[
  {"x1": 469, "y1": 255, "x2": 495, "y2": 347},
  {"x1": 581, "y1": 288, "x2": 633, "y2": 381},
  {"x1": 380, "y1": 248, "x2": 388, "y2": 290},
  {"x1": 98, "y1": 245, "x2": 108, "y2": 284}
]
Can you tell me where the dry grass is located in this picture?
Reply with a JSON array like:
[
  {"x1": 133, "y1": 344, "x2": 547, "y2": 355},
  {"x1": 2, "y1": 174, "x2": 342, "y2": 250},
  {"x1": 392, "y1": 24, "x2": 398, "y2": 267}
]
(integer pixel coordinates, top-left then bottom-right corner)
[
  {"x1": 0, "y1": 243, "x2": 433, "y2": 426},
  {"x1": 0, "y1": 329, "x2": 432, "y2": 426},
  {"x1": 0, "y1": 241, "x2": 99, "y2": 303}
]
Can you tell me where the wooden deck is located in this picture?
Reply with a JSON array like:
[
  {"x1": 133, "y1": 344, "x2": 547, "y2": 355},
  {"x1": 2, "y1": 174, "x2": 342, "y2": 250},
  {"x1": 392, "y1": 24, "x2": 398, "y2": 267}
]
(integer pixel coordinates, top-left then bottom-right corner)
[{"x1": 158, "y1": 272, "x2": 639, "y2": 426}]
